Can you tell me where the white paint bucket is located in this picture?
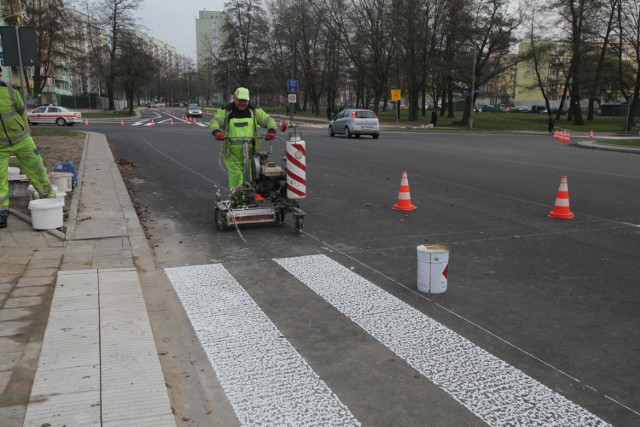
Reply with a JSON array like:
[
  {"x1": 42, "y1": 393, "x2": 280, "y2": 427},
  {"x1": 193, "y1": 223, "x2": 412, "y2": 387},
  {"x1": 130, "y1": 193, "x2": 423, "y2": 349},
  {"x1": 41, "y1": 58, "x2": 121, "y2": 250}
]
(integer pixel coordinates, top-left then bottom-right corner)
[
  {"x1": 8, "y1": 166, "x2": 20, "y2": 175},
  {"x1": 28, "y1": 198, "x2": 64, "y2": 230},
  {"x1": 48, "y1": 172, "x2": 74, "y2": 192},
  {"x1": 417, "y1": 244, "x2": 449, "y2": 294}
]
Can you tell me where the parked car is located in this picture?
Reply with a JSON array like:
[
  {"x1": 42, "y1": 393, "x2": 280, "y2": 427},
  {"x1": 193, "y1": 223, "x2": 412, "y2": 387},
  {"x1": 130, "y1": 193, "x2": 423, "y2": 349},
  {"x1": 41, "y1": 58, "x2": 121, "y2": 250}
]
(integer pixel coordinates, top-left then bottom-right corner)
[
  {"x1": 513, "y1": 106, "x2": 530, "y2": 113},
  {"x1": 530, "y1": 105, "x2": 548, "y2": 113},
  {"x1": 27, "y1": 106, "x2": 82, "y2": 126},
  {"x1": 329, "y1": 108, "x2": 380, "y2": 139},
  {"x1": 186, "y1": 104, "x2": 202, "y2": 118}
]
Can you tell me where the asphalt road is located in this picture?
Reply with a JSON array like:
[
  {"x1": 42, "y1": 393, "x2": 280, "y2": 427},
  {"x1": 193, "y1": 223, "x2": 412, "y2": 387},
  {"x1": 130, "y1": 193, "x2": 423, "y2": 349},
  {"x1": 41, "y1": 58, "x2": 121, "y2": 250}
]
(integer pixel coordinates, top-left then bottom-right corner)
[{"x1": 90, "y1": 108, "x2": 640, "y2": 426}]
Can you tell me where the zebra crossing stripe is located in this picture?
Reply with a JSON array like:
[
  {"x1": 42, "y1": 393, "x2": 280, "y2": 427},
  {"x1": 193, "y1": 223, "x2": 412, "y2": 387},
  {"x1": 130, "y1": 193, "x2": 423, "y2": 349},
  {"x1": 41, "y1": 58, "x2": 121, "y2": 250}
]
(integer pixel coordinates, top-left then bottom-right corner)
[
  {"x1": 164, "y1": 264, "x2": 360, "y2": 427},
  {"x1": 274, "y1": 255, "x2": 609, "y2": 427}
]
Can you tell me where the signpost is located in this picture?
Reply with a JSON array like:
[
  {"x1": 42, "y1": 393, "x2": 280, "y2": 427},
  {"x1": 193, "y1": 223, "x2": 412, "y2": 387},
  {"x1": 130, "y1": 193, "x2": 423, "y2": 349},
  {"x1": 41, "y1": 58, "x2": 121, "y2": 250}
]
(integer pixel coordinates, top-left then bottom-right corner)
[
  {"x1": 0, "y1": 26, "x2": 39, "y2": 105},
  {"x1": 391, "y1": 89, "x2": 401, "y2": 124},
  {"x1": 287, "y1": 80, "x2": 298, "y2": 123}
]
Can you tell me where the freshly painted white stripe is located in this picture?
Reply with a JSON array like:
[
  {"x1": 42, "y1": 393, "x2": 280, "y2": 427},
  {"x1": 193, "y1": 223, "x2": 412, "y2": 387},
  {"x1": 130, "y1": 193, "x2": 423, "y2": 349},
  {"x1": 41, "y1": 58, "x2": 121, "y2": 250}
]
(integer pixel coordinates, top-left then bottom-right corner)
[
  {"x1": 274, "y1": 255, "x2": 609, "y2": 427},
  {"x1": 164, "y1": 264, "x2": 360, "y2": 427}
]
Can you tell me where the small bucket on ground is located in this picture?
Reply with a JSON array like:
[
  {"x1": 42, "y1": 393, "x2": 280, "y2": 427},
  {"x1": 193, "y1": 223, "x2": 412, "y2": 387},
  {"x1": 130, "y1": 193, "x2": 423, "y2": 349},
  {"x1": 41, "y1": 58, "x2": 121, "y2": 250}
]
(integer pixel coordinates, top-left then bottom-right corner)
[
  {"x1": 28, "y1": 198, "x2": 64, "y2": 230},
  {"x1": 417, "y1": 244, "x2": 449, "y2": 294},
  {"x1": 48, "y1": 172, "x2": 73, "y2": 192},
  {"x1": 53, "y1": 161, "x2": 78, "y2": 187}
]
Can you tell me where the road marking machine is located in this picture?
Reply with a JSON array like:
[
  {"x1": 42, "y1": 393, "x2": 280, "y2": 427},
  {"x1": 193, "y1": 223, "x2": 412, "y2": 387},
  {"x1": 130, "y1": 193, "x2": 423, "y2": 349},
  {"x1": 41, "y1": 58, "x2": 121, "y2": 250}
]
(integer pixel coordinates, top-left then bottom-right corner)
[{"x1": 214, "y1": 124, "x2": 306, "y2": 233}]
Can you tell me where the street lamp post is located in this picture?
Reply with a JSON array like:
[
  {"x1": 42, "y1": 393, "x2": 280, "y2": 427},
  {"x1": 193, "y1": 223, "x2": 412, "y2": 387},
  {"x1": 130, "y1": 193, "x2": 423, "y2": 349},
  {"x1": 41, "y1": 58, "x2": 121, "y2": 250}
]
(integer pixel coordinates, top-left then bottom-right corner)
[
  {"x1": 468, "y1": 1, "x2": 483, "y2": 130},
  {"x1": 14, "y1": 26, "x2": 28, "y2": 105},
  {"x1": 469, "y1": 43, "x2": 477, "y2": 130}
]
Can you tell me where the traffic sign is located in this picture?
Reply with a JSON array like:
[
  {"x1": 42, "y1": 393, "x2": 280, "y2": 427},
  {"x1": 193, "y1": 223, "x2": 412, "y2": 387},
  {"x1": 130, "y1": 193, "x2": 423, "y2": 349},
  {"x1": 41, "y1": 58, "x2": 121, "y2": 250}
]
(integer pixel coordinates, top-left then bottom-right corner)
[
  {"x1": 288, "y1": 80, "x2": 298, "y2": 93},
  {"x1": 391, "y1": 89, "x2": 401, "y2": 102},
  {"x1": 288, "y1": 94, "x2": 297, "y2": 104}
]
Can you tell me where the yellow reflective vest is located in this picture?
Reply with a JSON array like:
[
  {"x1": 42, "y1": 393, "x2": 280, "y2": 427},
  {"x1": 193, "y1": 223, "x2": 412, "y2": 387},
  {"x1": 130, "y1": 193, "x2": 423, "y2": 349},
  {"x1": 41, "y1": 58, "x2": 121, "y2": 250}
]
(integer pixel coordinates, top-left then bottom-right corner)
[
  {"x1": 209, "y1": 103, "x2": 276, "y2": 154},
  {"x1": 0, "y1": 82, "x2": 30, "y2": 146}
]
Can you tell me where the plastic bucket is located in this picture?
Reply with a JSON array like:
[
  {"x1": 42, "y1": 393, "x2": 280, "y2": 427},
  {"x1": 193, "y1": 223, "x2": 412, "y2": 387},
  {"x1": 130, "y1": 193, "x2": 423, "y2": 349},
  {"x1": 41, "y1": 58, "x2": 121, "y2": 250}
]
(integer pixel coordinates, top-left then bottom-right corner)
[
  {"x1": 8, "y1": 166, "x2": 20, "y2": 175},
  {"x1": 28, "y1": 198, "x2": 64, "y2": 230},
  {"x1": 53, "y1": 161, "x2": 78, "y2": 187},
  {"x1": 417, "y1": 244, "x2": 449, "y2": 294},
  {"x1": 49, "y1": 172, "x2": 74, "y2": 192}
]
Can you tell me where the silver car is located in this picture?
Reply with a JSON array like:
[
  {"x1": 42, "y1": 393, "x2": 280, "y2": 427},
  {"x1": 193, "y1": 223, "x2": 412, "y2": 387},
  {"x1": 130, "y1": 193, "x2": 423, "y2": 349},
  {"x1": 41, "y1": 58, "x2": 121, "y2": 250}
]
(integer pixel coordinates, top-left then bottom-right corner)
[
  {"x1": 329, "y1": 109, "x2": 380, "y2": 139},
  {"x1": 186, "y1": 104, "x2": 202, "y2": 118}
]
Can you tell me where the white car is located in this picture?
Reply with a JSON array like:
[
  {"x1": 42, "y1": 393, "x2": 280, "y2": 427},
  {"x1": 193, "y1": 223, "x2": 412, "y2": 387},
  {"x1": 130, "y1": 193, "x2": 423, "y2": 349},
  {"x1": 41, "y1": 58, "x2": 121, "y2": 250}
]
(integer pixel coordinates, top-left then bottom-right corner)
[
  {"x1": 28, "y1": 106, "x2": 83, "y2": 126},
  {"x1": 329, "y1": 108, "x2": 380, "y2": 139}
]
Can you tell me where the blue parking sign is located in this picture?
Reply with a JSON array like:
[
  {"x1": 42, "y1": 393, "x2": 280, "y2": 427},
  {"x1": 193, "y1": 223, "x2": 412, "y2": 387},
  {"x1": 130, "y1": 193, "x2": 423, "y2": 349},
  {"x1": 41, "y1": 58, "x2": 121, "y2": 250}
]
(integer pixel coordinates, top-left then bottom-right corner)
[{"x1": 287, "y1": 80, "x2": 298, "y2": 93}]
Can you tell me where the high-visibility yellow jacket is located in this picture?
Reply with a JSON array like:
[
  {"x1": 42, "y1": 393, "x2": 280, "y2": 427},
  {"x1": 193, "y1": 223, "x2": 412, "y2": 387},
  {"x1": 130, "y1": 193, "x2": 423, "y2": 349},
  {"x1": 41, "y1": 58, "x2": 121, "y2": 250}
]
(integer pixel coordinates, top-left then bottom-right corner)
[
  {"x1": 0, "y1": 82, "x2": 30, "y2": 146},
  {"x1": 209, "y1": 103, "x2": 276, "y2": 154}
]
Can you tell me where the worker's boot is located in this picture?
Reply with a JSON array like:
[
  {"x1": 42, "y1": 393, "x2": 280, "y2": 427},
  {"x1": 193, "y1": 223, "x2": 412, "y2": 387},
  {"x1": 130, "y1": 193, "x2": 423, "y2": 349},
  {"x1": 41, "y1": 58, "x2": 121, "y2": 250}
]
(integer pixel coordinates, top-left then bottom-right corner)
[{"x1": 0, "y1": 210, "x2": 8, "y2": 229}]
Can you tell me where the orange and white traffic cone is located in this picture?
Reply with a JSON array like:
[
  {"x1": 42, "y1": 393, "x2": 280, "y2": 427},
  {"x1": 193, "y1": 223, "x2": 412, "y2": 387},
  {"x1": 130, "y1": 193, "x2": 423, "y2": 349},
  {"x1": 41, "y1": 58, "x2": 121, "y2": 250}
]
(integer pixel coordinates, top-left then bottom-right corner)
[
  {"x1": 393, "y1": 171, "x2": 417, "y2": 211},
  {"x1": 548, "y1": 176, "x2": 574, "y2": 219},
  {"x1": 170, "y1": 118, "x2": 174, "y2": 126},
  {"x1": 589, "y1": 130, "x2": 594, "y2": 139},
  {"x1": 84, "y1": 119, "x2": 89, "y2": 126},
  {"x1": 151, "y1": 119, "x2": 155, "y2": 126},
  {"x1": 120, "y1": 119, "x2": 124, "y2": 126}
]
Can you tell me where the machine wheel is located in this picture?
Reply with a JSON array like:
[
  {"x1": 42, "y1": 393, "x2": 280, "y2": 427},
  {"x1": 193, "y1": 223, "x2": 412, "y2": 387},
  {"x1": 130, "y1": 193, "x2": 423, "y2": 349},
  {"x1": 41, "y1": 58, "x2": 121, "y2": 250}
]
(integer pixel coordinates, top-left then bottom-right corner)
[
  {"x1": 294, "y1": 216, "x2": 304, "y2": 233},
  {"x1": 372, "y1": 133, "x2": 380, "y2": 139},
  {"x1": 56, "y1": 117, "x2": 67, "y2": 126},
  {"x1": 214, "y1": 207, "x2": 227, "y2": 231},
  {"x1": 345, "y1": 127, "x2": 352, "y2": 138},
  {"x1": 355, "y1": 134, "x2": 361, "y2": 138},
  {"x1": 328, "y1": 125, "x2": 335, "y2": 137}
]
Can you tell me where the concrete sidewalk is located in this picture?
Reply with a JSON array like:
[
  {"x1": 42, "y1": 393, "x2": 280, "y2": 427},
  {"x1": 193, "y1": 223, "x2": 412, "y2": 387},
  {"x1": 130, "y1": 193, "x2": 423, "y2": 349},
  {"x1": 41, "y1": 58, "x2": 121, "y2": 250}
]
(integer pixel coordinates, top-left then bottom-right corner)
[{"x1": 0, "y1": 132, "x2": 175, "y2": 426}]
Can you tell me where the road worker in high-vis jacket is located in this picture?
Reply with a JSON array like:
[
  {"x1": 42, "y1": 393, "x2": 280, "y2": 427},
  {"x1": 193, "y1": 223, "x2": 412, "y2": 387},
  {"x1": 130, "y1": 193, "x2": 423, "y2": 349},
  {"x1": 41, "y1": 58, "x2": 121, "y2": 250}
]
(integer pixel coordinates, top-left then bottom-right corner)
[
  {"x1": 0, "y1": 69, "x2": 56, "y2": 228},
  {"x1": 209, "y1": 87, "x2": 277, "y2": 189}
]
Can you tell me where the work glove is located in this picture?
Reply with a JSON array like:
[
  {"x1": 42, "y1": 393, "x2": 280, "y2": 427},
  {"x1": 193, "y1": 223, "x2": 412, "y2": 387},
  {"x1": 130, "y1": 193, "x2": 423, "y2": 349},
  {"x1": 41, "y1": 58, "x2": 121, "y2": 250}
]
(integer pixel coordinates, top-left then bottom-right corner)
[
  {"x1": 265, "y1": 129, "x2": 277, "y2": 141},
  {"x1": 279, "y1": 121, "x2": 288, "y2": 133},
  {"x1": 213, "y1": 130, "x2": 225, "y2": 141}
]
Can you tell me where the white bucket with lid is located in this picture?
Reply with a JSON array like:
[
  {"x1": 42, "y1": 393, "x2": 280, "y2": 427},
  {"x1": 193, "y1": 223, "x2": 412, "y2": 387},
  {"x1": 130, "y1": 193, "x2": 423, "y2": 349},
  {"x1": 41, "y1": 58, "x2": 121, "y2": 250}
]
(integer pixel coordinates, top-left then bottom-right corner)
[
  {"x1": 28, "y1": 198, "x2": 64, "y2": 230},
  {"x1": 48, "y1": 172, "x2": 74, "y2": 192},
  {"x1": 417, "y1": 244, "x2": 449, "y2": 294}
]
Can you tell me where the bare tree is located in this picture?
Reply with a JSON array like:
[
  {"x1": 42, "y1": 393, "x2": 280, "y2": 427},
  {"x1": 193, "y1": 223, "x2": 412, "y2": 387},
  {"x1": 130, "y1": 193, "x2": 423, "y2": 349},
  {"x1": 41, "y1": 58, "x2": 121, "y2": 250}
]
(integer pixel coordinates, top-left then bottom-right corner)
[
  {"x1": 81, "y1": 0, "x2": 142, "y2": 110},
  {"x1": 550, "y1": 0, "x2": 606, "y2": 125},
  {"x1": 617, "y1": 0, "x2": 640, "y2": 130},
  {"x1": 521, "y1": 1, "x2": 554, "y2": 115},
  {"x1": 220, "y1": 0, "x2": 269, "y2": 90},
  {"x1": 459, "y1": 0, "x2": 521, "y2": 125},
  {"x1": 116, "y1": 31, "x2": 157, "y2": 114},
  {"x1": 1, "y1": 0, "x2": 67, "y2": 98},
  {"x1": 321, "y1": 0, "x2": 397, "y2": 113},
  {"x1": 585, "y1": 0, "x2": 616, "y2": 120}
]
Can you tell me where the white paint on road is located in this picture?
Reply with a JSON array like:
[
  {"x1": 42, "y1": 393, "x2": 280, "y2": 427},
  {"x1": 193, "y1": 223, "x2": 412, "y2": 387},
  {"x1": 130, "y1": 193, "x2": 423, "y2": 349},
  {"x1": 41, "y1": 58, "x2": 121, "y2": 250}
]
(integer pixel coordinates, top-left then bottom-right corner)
[
  {"x1": 274, "y1": 254, "x2": 610, "y2": 427},
  {"x1": 164, "y1": 264, "x2": 360, "y2": 427}
]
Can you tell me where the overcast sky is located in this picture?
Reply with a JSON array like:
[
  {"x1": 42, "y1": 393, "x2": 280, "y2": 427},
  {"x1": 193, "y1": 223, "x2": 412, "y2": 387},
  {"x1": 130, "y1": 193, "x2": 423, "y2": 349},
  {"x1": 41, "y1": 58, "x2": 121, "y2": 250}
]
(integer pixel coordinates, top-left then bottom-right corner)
[{"x1": 134, "y1": 0, "x2": 226, "y2": 59}]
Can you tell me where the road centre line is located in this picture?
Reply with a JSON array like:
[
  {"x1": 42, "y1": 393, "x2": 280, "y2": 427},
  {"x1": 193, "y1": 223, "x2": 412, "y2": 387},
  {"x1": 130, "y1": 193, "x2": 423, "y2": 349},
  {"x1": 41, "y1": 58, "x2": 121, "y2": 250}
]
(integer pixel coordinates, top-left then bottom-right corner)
[
  {"x1": 274, "y1": 254, "x2": 610, "y2": 427},
  {"x1": 164, "y1": 264, "x2": 360, "y2": 427}
]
